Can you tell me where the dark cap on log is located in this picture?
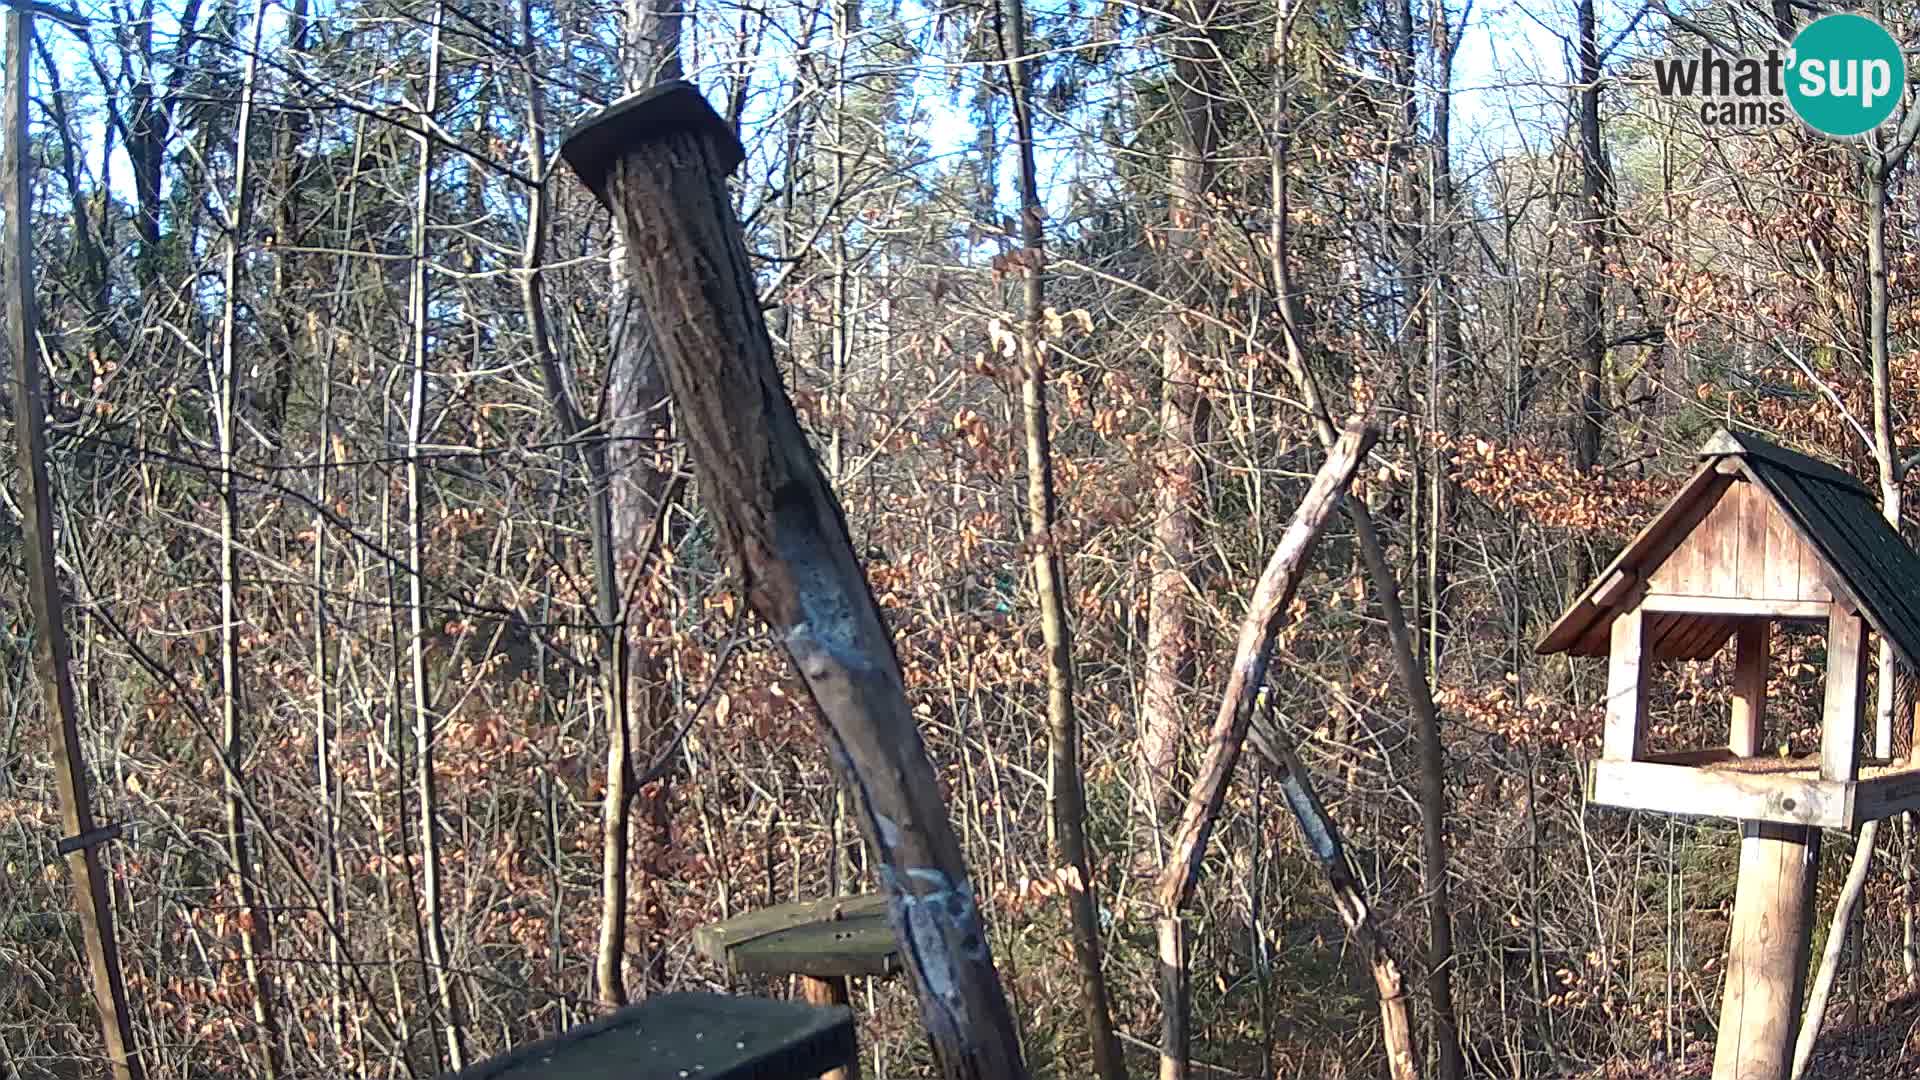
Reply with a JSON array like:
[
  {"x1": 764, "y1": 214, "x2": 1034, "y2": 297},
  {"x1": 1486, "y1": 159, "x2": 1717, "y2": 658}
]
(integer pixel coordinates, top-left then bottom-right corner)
[{"x1": 560, "y1": 80, "x2": 746, "y2": 208}]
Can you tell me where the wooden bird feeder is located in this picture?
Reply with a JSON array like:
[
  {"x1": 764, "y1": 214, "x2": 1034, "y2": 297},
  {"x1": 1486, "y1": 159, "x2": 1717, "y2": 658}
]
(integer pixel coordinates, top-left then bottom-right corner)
[
  {"x1": 1540, "y1": 428, "x2": 1920, "y2": 1080},
  {"x1": 694, "y1": 895, "x2": 900, "y2": 1080}
]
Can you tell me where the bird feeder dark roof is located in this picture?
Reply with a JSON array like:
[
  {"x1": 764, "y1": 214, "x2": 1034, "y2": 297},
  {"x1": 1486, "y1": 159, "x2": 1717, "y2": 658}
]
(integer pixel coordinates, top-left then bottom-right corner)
[{"x1": 1538, "y1": 428, "x2": 1920, "y2": 669}]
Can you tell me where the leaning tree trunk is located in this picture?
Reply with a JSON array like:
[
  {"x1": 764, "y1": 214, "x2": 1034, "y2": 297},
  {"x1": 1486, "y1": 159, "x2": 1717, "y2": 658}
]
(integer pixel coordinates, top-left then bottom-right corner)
[
  {"x1": 6, "y1": 9, "x2": 145, "y2": 1079},
  {"x1": 1139, "y1": 0, "x2": 1220, "y2": 831},
  {"x1": 1269, "y1": 9, "x2": 1459, "y2": 1072},
  {"x1": 561, "y1": 83, "x2": 1030, "y2": 1080},
  {"x1": 1155, "y1": 421, "x2": 1378, "y2": 1080}
]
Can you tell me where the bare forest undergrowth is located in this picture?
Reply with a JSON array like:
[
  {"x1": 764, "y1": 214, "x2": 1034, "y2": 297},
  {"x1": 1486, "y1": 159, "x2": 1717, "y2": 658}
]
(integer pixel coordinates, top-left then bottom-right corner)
[{"x1": 5, "y1": 0, "x2": 1920, "y2": 1078}]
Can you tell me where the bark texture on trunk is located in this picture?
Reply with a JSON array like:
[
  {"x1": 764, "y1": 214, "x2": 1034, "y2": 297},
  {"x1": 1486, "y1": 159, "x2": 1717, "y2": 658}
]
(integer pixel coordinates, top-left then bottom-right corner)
[
  {"x1": 564, "y1": 84, "x2": 1030, "y2": 1080},
  {"x1": 1139, "y1": 0, "x2": 1220, "y2": 825}
]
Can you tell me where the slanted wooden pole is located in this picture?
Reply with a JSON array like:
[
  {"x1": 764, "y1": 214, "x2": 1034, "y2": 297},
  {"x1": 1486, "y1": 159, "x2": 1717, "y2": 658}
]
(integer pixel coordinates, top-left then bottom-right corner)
[
  {"x1": 6, "y1": 10, "x2": 144, "y2": 1080},
  {"x1": 560, "y1": 82, "x2": 1028, "y2": 1080}
]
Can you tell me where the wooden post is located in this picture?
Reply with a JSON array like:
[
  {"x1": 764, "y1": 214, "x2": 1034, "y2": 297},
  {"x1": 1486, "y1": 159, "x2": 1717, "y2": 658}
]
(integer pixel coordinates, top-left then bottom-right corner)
[
  {"x1": 1731, "y1": 620, "x2": 1768, "y2": 758},
  {"x1": 1604, "y1": 606, "x2": 1649, "y2": 761},
  {"x1": 1714, "y1": 822, "x2": 1820, "y2": 1080},
  {"x1": 1823, "y1": 604, "x2": 1866, "y2": 781},
  {"x1": 560, "y1": 82, "x2": 1028, "y2": 1080},
  {"x1": 798, "y1": 976, "x2": 858, "y2": 1080},
  {"x1": 5, "y1": 11, "x2": 144, "y2": 1080}
]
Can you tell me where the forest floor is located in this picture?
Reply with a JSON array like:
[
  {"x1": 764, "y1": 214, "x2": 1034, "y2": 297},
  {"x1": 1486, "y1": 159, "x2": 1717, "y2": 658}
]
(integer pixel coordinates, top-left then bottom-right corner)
[{"x1": 1578, "y1": 988, "x2": 1920, "y2": 1078}]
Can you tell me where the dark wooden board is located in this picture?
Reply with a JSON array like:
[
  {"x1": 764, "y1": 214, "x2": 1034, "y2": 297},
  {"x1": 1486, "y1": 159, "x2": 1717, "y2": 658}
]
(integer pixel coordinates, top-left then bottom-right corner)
[
  {"x1": 446, "y1": 993, "x2": 855, "y2": 1080},
  {"x1": 694, "y1": 895, "x2": 899, "y2": 978},
  {"x1": 559, "y1": 81, "x2": 745, "y2": 208}
]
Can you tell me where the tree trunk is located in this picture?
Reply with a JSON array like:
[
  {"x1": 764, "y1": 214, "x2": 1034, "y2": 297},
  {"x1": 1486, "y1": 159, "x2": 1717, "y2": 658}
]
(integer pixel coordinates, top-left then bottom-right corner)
[
  {"x1": 563, "y1": 82, "x2": 1030, "y2": 1080},
  {"x1": 1423, "y1": 2, "x2": 1460, "y2": 671},
  {"x1": 1139, "y1": 0, "x2": 1219, "y2": 826},
  {"x1": 6, "y1": 12, "x2": 144, "y2": 1078},
  {"x1": 595, "y1": 0, "x2": 686, "y2": 1005},
  {"x1": 1002, "y1": 0, "x2": 1125, "y2": 1073},
  {"x1": 215, "y1": 3, "x2": 280, "y2": 1070},
  {"x1": 1571, "y1": 0, "x2": 1607, "y2": 479},
  {"x1": 406, "y1": 6, "x2": 465, "y2": 1066}
]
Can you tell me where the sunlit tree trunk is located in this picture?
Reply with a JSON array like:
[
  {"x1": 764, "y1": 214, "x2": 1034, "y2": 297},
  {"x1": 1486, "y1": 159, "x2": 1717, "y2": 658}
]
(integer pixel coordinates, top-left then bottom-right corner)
[
  {"x1": 405, "y1": 6, "x2": 465, "y2": 1066},
  {"x1": 215, "y1": 3, "x2": 281, "y2": 1070},
  {"x1": 1002, "y1": 0, "x2": 1126, "y2": 1072},
  {"x1": 1140, "y1": 0, "x2": 1219, "y2": 832}
]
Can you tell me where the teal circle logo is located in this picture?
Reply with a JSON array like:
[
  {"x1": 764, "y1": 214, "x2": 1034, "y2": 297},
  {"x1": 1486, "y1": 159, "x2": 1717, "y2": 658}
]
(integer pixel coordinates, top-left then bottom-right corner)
[{"x1": 1786, "y1": 14, "x2": 1906, "y2": 138}]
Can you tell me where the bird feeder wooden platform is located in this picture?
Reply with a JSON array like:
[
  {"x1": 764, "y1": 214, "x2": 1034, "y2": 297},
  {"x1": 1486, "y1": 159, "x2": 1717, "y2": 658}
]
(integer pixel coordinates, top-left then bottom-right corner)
[
  {"x1": 448, "y1": 992, "x2": 855, "y2": 1080},
  {"x1": 693, "y1": 895, "x2": 899, "y2": 1080},
  {"x1": 1540, "y1": 428, "x2": 1920, "y2": 1080}
]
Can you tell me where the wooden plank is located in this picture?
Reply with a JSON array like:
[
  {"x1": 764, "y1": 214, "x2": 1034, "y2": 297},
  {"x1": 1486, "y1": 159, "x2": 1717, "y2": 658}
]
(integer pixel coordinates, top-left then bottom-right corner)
[
  {"x1": 1851, "y1": 768, "x2": 1920, "y2": 825},
  {"x1": 1713, "y1": 822, "x2": 1820, "y2": 1080},
  {"x1": 1876, "y1": 632, "x2": 1895, "y2": 762},
  {"x1": 1656, "y1": 612, "x2": 1729, "y2": 660},
  {"x1": 1587, "y1": 760, "x2": 1851, "y2": 828},
  {"x1": 1593, "y1": 569, "x2": 1637, "y2": 609},
  {"x1": 693, "y1": 894, "x2": 891, "y2": 969},
  {"x1": 1640, "y1": 595, "x2": 1832, "y2": 619},
  {"x1": 1672, "y1": 617, "x2": 1733, "y2": 661},
  {"x1": 1605, "y1": 607, "x2": 1650, "y2": 761},
  {"x1": 1707, "y1": 487, "x2": 1742, "y2": 597},
  {"x1": 1735, "y1": 481, "x2": 1769, "y2": 599},
  {"x1": 1823, "y1": 604, "x2": 1867, "y2": 782},
  {"x1": 1731, "y1": 620, "x2": 1768, "y2": 758},
  {"x1": 1911, "y1": 690, "x2": 1920, "y2": 771},
  {"x1": 1645, "y1": 747, "x2": 1740, "y2": 767},
  {"x1": 725, "y1": 920, "x2": 901, "y2": 979},
  {"x1": 1762, "y1": 488, "x2": 1805, "y2": 600},
  {"x1": 1539, "y1": 467, "x2": 1730, "y2": 656},
  {"x1": 1645, "y1": 612, "x2": 1689, "y2": 658},
  {"x1": 450, "y1": 992, "x2": 857, "y2": 1080},
  {"x1": 798, "y1": 977, "x2": 859, "y2": 1080}
]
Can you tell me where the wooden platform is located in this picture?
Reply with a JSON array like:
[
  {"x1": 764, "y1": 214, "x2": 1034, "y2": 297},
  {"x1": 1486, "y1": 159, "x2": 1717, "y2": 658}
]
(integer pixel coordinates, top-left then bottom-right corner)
[
  {"x1": 694, "y1": 894, "x2": 900, "y2": 979},
  {"x1": 447, "y1": 993, "x2": 855, "y2": 1080},
  {"x1": 1590, "y1": 748, "x2": 1920, "y2": 829}
]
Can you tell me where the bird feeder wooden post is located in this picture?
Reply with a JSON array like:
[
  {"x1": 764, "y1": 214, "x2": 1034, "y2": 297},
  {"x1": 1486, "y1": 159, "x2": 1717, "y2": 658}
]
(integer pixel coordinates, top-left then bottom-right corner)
[
  {"x1": 559, "y1": 82, "x2": 1029, "y2": 1080},
  {"x1": 1540, "y1": 429, "x2": 1920, "y2": 1080}
]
